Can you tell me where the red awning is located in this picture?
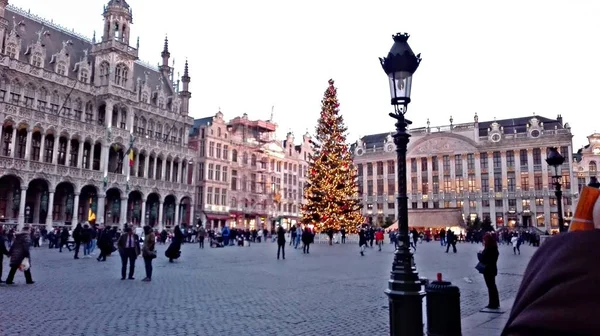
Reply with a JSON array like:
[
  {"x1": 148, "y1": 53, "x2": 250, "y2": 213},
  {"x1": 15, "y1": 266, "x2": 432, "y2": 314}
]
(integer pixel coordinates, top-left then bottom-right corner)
[{"x1": 204, "y1": 213, "x2": 230, "y2": 221}]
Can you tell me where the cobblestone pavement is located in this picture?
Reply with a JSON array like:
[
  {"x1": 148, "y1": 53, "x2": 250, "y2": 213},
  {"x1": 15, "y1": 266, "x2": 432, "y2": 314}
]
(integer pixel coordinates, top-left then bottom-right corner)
[{"x1": 0, "y1": 240, "x2": 534, "y2": 336}]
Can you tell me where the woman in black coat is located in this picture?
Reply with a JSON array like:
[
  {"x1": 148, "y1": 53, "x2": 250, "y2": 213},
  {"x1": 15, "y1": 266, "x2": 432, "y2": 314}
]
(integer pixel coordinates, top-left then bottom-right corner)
[
  {"x1": 96, "y1": 227, "x2": 113, "y2": 262},
  {"x1": 165, "y1": 225, "x2": 183, "y2": 262},
  {"x1": 301, "y1": 226, "x2": 313, "y2": 254},
  {"x1": 478, "y1": 232, "x2": 500, "y2": 309},
  {"x1": 5, "y1": 226, "x2": 34, "y2": 285}
]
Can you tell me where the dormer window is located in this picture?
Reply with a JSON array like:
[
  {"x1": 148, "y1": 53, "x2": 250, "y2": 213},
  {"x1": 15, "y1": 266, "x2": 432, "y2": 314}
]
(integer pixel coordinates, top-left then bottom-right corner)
[
  {"x1": 141, "y1": 92, "x2": 148, "y2": 103},
  {"x1": 80, "y1": 69, "x2": 89, "y2": 83},
  {"x1": 158, "y1": 97, "x2": 164, "y2": 109},
  {"x1": 6, "y1": 43, "x2": 17, "y2": 59},
  {"x1": 31, "y1": 52, "x2": 42, "y2": 67},
  {"x1": 56, "y1": 61, "x2": 66, "y2": 76},
  {"x1": 114, "y1": 63, "x2": 128, "y2": 87}
]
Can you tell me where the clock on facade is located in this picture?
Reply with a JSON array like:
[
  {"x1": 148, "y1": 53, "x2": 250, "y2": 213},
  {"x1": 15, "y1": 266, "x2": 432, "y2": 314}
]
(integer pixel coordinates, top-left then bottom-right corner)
[
  {"x1": 491, "y1": 133, "x2": 501, "y2": 142},
  {"x1": 385, "y1": 144, "x2": 394, "y2": 152},
  {"x1": 530, "y1": 129, "x2": 540, "y2": 138},
  {"x1": 355, "y1": 148, "x2": 364, "y2": 156}
]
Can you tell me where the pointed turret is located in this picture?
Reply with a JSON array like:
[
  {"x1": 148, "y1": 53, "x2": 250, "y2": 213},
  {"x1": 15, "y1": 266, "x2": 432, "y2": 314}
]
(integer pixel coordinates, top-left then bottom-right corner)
[
  {"x1": 179, "y1": 59, "x2": 191, "y2": 115},
  {"x1": 159, "y1": 35, "x2": 171, "y2": 78}
]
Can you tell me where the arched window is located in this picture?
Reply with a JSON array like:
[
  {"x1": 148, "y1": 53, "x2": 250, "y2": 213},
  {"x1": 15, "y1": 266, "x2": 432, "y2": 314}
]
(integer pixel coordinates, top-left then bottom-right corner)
[
  {"x1": 114, "y1": 64, "x2": 128, "y2": 87},
  {"x1": 232, "y1": 149, "x2": 238, "y2": 162},
  {"x1": 138, "y1": 117, "x2": 146, "y2": 135},
  {"x1": 31, "y1": 52, "x2": 43, "y2": 67},
  {"x1": 24, "y1": 83, "x2": 35, "y2": 107},
  {"x1": 74, "y1": 98, "x2": 83, "y2": 120},
  {"x1": 590, "y1": 161, "x2": 597, "y2": 173},
  {"x1": 178, "y1": 128, "x2": 183, "y2": 144},
  {"x1": 37, "y1": 87, "x2": 48, "y2": 111},
  {"x1": 10, "y1": 80, "x2": 22, "y2": 104},
  {"x1": 217, "y1": 127, "x2": 221, "y2": 137},
  {"x1": 80, "y1": 69, "x2": 89, "y2": 83},
  {"x1": 251, "y1": 154, "x2": 257, "y2": 167},
  {"x1": 5, "y1": 43, "x2": 16, "y2": 59},
  {"x1": 0, "y1": 76, "x2": 8, "y2": 101},
  {"x1": 99, "y1": 62, "x2": 110, "y2": 85},
  {"x1": 148, "y1": 119, "x2": 154, "y2": 137},
  {"x1": 242, "y1": 152, "x2": 248, "y2": 165},
  {"x1": 56, "y1": 61, "x2": 66, "y2": 76},
  {"x1": 51, "y1": 91, "x2": 60, "y2": 113},
  {"x1": 85, "y1": 101, "x2": 94, "y2": 122},
  {"x1": 155, "y1": 123, "x2": 162, "y2": 139}
]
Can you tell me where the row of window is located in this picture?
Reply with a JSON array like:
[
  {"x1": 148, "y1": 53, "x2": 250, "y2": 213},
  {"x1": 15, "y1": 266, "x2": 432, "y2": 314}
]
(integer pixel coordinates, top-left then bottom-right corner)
[
  {"x1": 366, "y1": 197, "x2": 572, "y2": 212},
  {"x1": 358, "y1": 147, "x2": 570, "y2": 176},
  {"x1": 359, "y1": 172, "x2": 571, "y2": 195}
]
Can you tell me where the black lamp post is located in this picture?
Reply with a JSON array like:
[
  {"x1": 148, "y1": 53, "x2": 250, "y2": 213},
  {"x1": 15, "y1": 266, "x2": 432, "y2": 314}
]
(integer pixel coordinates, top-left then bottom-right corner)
[
  {"x1": 380, "y1": 33, "x2": 424, "y2": 336},
  {"x1": 545, "y1": 147, "x2": 566, "y2": 233},
  {"x1": 589, "y1": 176, "x2": 600, "y2": 189}
]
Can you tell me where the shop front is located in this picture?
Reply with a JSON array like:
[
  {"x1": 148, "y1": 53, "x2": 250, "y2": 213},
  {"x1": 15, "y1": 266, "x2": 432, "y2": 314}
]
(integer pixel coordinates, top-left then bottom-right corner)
[{"x1": 202, "y1": 212, "x2": 230, "y2": 230}]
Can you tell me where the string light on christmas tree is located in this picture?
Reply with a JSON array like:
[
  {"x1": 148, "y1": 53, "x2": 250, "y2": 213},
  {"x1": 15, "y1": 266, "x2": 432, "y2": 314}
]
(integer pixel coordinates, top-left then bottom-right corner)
[{"x1": 301, "y1": 79, "x2": 363, "y2": 233}]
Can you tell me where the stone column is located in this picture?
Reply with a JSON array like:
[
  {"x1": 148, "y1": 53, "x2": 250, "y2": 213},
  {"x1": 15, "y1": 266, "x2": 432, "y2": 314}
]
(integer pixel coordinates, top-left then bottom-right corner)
[
  {"x1": 189, "y1": 199, "x2": 195, "y2": 227},
  {"x1": 153, "y1": 158, "x2": 158, "y2": 179},
  {"x1": 52, "y1": 135, "x2": 60, "y2": 164},
  {"x1": 105, "y1": 102, "x2": 114, "y2": 127},
  {"x1": 174, "y1": 201, "x2": 180, "y2": 227},
  {"x1": 9, "y1": 127, "x2": 16, "y2": 158},
  {"x1": 177, "y1": 162, "x2": 183, "y2": 184},
  {"x1": 427, "y1": 156, "x2": 433, "y2": 208},
  {"x1": 77, "y1": 141, "x2": 84, "y2": 168},
  {"x1": 72, "y1": 192, "x2": 80, "y2": 224},
  {"x1": 158, "y1": 201, "x2": 164, "y2": 231},
  {"x1": 169, "y1": 160, "x2": 174, "y2": 182},
  {"x1": 140, "y1": 200, "x2": 146, "y2": 227},
  {"x1": 17, "y1": 186, "x2": 27, "y2": 229},
  {"x1": 39, "y1": 134, "x2": 46, "y2": 162},
  {"x1": 500, "y1": 151, "x2": 508, "y2": 191},
  {"x1": 161, "y1": 160, "x2": 167, "y2": 181},
  {"x1": 120, "y1": 196, "x2": 128, "y2": 229},
  {"x1": 462, "y1": 155, "x2": 470, "y2": 216},
  {"x1": 97, "y1": 194, "x2": 106, "y2": 226},
  {"x1": 449, "y1": 155, "x2": 457, "y2": 207},
  {"x1": 46, "y1": 191, "x2": 55, "y2": 230},
  {"x1": 134, "y1": 152, "x2": 140, "y2": 177},
  {"x1": 24, "y1": 129, "x2": 32, "y2": 160}
]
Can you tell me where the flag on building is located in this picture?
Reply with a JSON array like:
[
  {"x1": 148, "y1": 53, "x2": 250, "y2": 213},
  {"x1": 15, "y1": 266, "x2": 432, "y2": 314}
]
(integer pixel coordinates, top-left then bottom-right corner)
[{"x1": 128, "y1": 148, "x2": 134, "y2": 167}]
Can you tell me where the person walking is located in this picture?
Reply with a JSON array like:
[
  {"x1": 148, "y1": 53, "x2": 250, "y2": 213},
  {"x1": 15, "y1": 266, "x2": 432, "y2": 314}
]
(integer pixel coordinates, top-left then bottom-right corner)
[
  {"x1": 72, "y1": 223, "x2": 82, "y2": 259},
  {"x1": 511, "y1": 233, "x2": 520, "y2": 255},
  {"x1": 445, "y1": 230, "x2": 457, "y2": 253},
  {"x1": 375, "y1": 229, "x2": 384, "y2": 252},
  {"x1": 340, "y1": 227, "x2": 346, "y2": 244},
  {"x1": 439, "y1": 228, "x2": 446, "y2": 246},
  {"x1": 478, "y1": 232, "x2": 500, "y2": 309},
  {"x1": 117, "y1": 227, "x2": 140, "y2": 280},
  {"x1": 0, "y1": 226, "x2": 10, "y2": 283},
  {"x1": 96, "y1": 226, "x2": 113, "y2": 262},
  {"x1": 294, "y1": 225, "x2": 302, "y2": 249},
  {"x1": 165, "y1": 226, "x2": 183, "y2": 262},
  {"x1": 5, "y1": 226, "x2": 34, "y2": 285},
  {"x1": 302, "y1": 226, "x2": 313, "y2": 254},
  {"x1": 276, "y1": 225, "x2": 286, "y2": 260},
  {"x1": 58, "y1": 227, "x2": 71, "y2": 253},
  {"x1": 142, "y1": 226, "x2": 156, "y2": 282},
  {"x1": 197, "y1": 225, "x2": 206, "y2": 249},
  {"x1": 359, "y1": 227, "x2": 368, "y2": 256}
]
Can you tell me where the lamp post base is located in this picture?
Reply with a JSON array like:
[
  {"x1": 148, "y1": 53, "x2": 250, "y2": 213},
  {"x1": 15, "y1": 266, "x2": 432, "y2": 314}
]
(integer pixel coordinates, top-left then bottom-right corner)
[{"x1": 385, "y1": 244, "x2": 425, "y2": 336}]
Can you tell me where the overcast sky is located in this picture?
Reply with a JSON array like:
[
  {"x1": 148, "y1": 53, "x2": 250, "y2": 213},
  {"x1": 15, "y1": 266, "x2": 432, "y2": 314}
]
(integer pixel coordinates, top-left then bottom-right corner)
[{"x1": 11, "y1": 0, "x2": 600, "y2": 149}]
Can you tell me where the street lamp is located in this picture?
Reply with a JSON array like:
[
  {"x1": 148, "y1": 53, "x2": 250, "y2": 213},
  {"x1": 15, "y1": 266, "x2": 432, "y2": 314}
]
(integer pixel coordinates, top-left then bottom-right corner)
[
  {"x1": 545, "y1": 147, "x2": 566, "y2": 232},
  {"x1": 380, "y1": 33, "x2": 424, "y2": 336}
]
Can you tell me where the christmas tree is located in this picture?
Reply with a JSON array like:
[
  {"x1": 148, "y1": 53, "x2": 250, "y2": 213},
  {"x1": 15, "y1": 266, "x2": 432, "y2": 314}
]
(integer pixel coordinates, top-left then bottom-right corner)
[{"x1": 301, "y1": 79, "x2": 363, "y2": 233}]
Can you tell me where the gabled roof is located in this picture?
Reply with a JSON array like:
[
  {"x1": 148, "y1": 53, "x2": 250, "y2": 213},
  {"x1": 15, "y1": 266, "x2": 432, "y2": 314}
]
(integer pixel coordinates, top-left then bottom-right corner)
[{"x1": 189, "y1": 117, "x2": 213, "y2": 136}]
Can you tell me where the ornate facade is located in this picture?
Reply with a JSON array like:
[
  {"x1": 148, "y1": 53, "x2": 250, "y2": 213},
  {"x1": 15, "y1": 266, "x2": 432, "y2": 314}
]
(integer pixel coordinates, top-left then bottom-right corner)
[
  {"x1": 0, "y1": 1, "x2": 195, "y2": 230},
  {"x1": 573, "y1": 133, "x2": 600, "y2": 191},
  {"x1": 353, "y1": 114, "x2": 577, "y2": 233},
  {"x1": 189, "y1": 112, "x2": 312, "y2": 230}
]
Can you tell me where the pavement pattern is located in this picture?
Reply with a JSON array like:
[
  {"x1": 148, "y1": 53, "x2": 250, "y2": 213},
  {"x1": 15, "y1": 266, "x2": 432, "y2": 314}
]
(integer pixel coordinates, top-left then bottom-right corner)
[{"x1": 0, "y1": 239, "x2": 534, "y2": 336}]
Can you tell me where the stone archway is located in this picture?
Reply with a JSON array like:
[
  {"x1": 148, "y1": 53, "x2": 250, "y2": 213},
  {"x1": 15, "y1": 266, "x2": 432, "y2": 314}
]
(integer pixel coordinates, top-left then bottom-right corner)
[
  {"x1": 53, "y1": 181, "x2": 75, "y2": 224},
  {"x1": 146, "y1": 193, "x2": 160, "y2": 228},
  {"x1": 0, "y1": 174, "x2": 22, "y2": 222},
  {"x1": 127, "y1": 190, "x2": 143, "y2": 226},
  {"x1": 105, "y1": 188, "x2": 122, "y2": 226},
  {"x1": 25, "y1": 178, "x2": 50, "y2": 225},
  {"x1": 179, "y1": 196, "x2": 192, "y2": 228},
  {"x1": 79, "y1": 185, "x2": 98, "y2": 225},
  {"x1": 163, "y1": 194, "x2": 176, "y2": 228}
]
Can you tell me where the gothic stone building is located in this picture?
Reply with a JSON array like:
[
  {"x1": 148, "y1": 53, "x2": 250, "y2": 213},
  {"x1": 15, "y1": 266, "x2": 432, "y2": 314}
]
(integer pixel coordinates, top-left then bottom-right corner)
[
  {"x1": 189, "y1": 112, "x2": 312, "y2": 230},
  {"x1": 0, "y1": 0, "x2": 195, "y2": 230},
  {"x1": 353, "y1": 114, "x2": 576, "y2": 233}
]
